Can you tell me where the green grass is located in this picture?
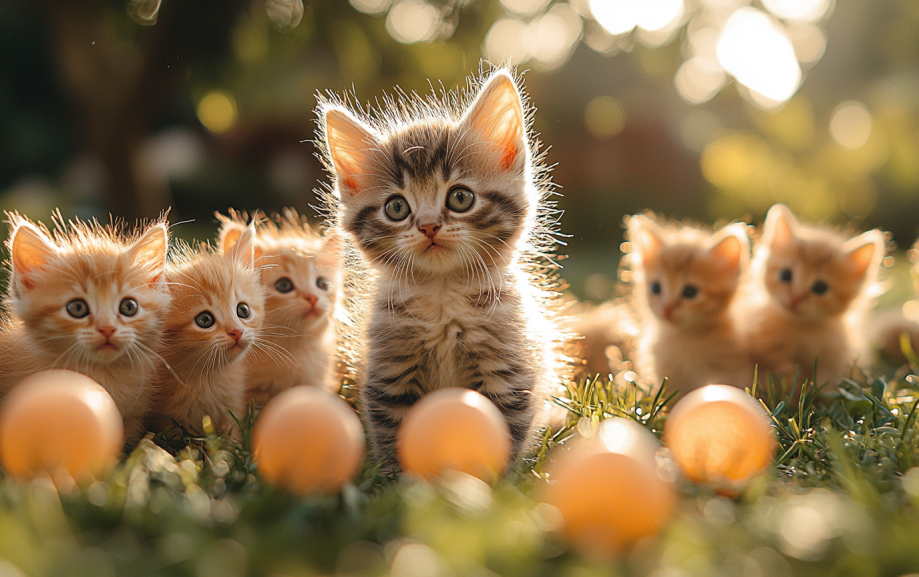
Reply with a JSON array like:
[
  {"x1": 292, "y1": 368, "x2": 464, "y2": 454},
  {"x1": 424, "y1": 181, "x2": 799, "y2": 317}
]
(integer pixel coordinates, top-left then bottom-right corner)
[{"x1": 3, "y1": 361, "x2": 919, "y2": 576}]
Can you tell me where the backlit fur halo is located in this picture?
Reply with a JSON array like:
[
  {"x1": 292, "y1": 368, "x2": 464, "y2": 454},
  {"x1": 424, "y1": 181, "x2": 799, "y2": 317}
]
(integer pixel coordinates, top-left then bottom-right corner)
[
  {"x1": 215, "y1": 208, "x2": 327, "y2": 259},
  {"x1": 311, "y1": 64, "x2": 574, "y2": 387}
]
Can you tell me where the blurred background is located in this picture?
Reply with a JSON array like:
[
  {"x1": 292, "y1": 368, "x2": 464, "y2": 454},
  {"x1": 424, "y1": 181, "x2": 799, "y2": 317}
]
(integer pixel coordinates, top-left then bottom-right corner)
[{"x1": 1, "y1": 0, "x2": 917, "y2": 300}]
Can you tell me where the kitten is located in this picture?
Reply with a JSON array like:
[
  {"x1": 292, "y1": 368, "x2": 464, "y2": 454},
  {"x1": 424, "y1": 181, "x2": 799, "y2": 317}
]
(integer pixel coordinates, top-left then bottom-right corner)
[
  {"x1": 0, "y1": 212, "x2": 170, "y2": 444},
  {"x1": 148, "y1": 227, "x2": 265, "y2": 439},
  {"x1": 318, "y1": 69, "x2": 569, "y2": 463},
  {"x1": 216, "y1": 209, "x2": 341, "y2": 406},
  {"x1": 629, "y1": 215, "x2": 752, "y2": 395},
  {"x1": 744, "y1": 204, "x2": 885, "y2": 388}
]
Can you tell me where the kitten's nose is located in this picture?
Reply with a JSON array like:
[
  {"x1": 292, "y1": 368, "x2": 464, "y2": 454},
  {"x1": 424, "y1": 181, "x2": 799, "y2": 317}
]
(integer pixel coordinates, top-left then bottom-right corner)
[
  {"x1": 97, "y1": 326, "x2": 116, "y2": 340},
  {"x1": 227, "y1": 328, "x2": 242, "y2": 342},
  {"x1": 304, "y1": 294, "x2": 318, "y2": 306},
  {"x1": 663, "y1": 304, "x2": 675, "y2": 319},
  {"x1": 418, "y1": 223, "x2": 441, "y2": 239}
]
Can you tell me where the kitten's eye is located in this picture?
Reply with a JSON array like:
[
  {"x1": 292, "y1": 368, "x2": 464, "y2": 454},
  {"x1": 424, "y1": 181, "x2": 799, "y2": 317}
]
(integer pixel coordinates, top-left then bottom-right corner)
[
  {"x1": 446, "y1": 187, "x2": 475, "y2": 213},
  {"x1": 237, "y1": 303, "x2": 251, "y2": 319},
  {"x1": 66, "y1": 299, "x2": 90, "y2": 319},
  {"x1": 316, "y1": 277, "x2": 331, "y2": 291},
  {"x1": 812, "y1": 281, "x2": 829, "y2": 295},
  {"x1": 384, "y1": 196, "x2": 411, "y2": 221},
  {"x1": 119, "y1": 298, "x2": 138, "y2": 317},
  {"x1": 780, "y1": 268, "x2": 793, "y2": 283},
  {"x1": 274, "y1": 277, "x2": 294, "y2": 293},
  {"x1": 650, "y1": 281, "x2": 661, "y2": 295},
  {"x1": 195, "y1": 311, "x2": 215, "y2": 329},
  {"x1": 682, "y1": 285, "x2": 698, "y2": 299}
]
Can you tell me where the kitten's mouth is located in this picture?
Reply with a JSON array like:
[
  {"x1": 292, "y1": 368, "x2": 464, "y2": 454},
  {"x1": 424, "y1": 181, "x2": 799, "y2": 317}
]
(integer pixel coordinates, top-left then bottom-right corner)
[
  {"x1": 96, "y1": 342, "x2": 119, "y2": 352},
  {"x1": 424, "y1": 241, "x2": 447, "y2": 253}
]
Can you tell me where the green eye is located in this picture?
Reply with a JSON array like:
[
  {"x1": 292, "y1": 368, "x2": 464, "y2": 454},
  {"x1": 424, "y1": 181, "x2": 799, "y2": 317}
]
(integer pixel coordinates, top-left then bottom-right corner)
[
  {"x1": 446, "y1": 187, "x2": 475, "y2": 213},
  {"x1": 384, "y1": 196, "x2": 411, "y2": 221},
  {"x1": 66, "y1": 299, "x2": 90, "y2": 319}
]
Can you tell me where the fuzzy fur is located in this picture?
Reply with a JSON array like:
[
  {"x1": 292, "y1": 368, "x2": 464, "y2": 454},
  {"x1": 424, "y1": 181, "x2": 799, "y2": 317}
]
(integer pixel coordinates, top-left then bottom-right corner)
[
  {"x1": 148, "y1": 229, "x2": 265, "y2": 438},
  {"x1": 216, "y1": 209, "x2": 341, "y2": 406},
  {"x1": 629, "y1": 214, "x2": 752, "y2": 395},
  {"x1": 316, "y1": 67, "x2": 571, "y2": 463},
  {"x1": 742, "y1": 204, "x2": 886, "y2": 388},
  {"x1": 0, "y1": 212, "x2": 170, "y2": 445}
]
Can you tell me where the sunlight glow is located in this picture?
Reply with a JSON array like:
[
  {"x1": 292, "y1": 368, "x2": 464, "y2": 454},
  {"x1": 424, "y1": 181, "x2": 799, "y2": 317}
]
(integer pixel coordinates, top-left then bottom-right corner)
[
  {"x1": 636, "y1": 0, "x2": 684, "y2": 32},
  {"x1": 386, "y1": 0, "x2": 441, "y2": 44},
  {"x1": 265, "y1": 0, "x2": 304, "y2": 31},
  {"x1": 830, "y1": 101, "x2": 872, "y2": 149},
  {"x1": 762, "y1": 0, "x2": 833, "y2": 23},
  {"x1": 716, "y1": 8, "x2": 801, "y2": 105},
  {"x1": 531, "y1": 4, "x2": 583, "y2": 67},
  {"x1": 786, "y1": 23, "x2": 827, "y2": 64}
]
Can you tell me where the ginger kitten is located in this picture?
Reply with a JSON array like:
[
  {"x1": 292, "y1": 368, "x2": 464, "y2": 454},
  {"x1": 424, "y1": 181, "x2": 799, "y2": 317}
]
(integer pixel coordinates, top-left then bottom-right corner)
[
  {"x1": 319, "y1": 69, "x2": 569, "y2": 463},
  {"x1": 0, "y1": 213, "x2": 170, "y2": 444},
  {"x1": 629, "y1": 215, "x2": 751, "y2": 395},
  {"x1": 216, "y1": 209, "x2": 341, "y2": 405},
  {"x1": 149, "y1": 227, "x2": 265, "y2": 439},
  {"x1": 744, "y1": 204, "x2": 885, "y2": 388}
]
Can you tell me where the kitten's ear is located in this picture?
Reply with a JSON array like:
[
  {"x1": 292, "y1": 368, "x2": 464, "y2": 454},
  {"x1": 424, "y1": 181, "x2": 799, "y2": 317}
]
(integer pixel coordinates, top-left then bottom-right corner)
[
  {"x1": 10, "y1": 221, "x2": 57, "y2": 288},
  {"x1": 629, "y1": 215, "x2": 664, "y2": 268},
  {"x1": 844, "y1": 229, "x2": 885, "y2": 282},
  {"x1": 225, "y1": 225, "x2": 256, "y2": 268},
  {"x1": 708, "y1": 223, "x2": 749, "y2": 274},
  {"x1": 130, "y1": 223, "x2": 168, "y2": 284},
  {"x1": 324, "y1": 107, "x2": 381, "y2": 196},
  {"x1": 460, "y1": 71, "x2": 526, "y2": 171},
  {"x1": 218, "y1": 222, "x2": 245, "y2": 256},
  {"x1": 763, "y1": 204, "x2": 797, "y2": 248}
]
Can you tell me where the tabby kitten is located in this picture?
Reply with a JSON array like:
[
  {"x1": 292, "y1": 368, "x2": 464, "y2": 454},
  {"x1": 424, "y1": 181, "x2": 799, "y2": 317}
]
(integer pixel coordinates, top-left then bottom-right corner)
[
  {"x1": 319, "y1": 69, "x2": 567, "y2": 462},
  {"x1": 744, "y1": 204, "x2": 885, "y2": 387},
  {"x1": 216, "y1": 209, "x2": 341, "y2": 405},
  {"x1": 148, "y1": 227, "x2": 265, "y2": 438},
  {"x1": 629, "y1": 215, "x2": 751, "y2": 395},
  {"x1": 0, "y1": 213, "x2": 170, "y2": 444}
]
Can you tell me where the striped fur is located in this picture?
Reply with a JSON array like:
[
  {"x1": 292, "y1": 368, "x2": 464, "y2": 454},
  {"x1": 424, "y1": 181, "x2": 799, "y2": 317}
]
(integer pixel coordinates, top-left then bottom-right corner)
[{"x1": 317, "y1": 68, "x2": 571, "y2": 464}]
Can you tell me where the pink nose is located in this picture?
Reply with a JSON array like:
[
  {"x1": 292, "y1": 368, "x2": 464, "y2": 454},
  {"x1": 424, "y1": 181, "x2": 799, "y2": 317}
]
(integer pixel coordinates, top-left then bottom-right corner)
[
  {"x1": 227, "y1": 328, "x2": 242, "y2": 342},
  {"x1": 305, "y1": 294, "x2": 318, "y2": 306},
  {"x1": 663, "y1": 305, "x2": 675, "y2": 319},
  {"x1": 97, "y1": 326, "x2": 116, "y2": 339},
  {"x1": 418, "y1": 223, "x2": 441, "y2": 239}
]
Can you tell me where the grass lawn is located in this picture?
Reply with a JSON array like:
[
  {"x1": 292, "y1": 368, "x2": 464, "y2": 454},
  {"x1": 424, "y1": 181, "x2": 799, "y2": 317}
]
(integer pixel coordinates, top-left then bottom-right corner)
[{"x1": 2, "y1": 360, "x2": 919, "y2": 577}]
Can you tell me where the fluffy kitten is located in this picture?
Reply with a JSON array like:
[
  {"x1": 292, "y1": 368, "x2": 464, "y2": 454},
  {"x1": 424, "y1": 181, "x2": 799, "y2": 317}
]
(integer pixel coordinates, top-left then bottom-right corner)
[
  {"x1": 744, "y1": 204, "x2": 886, "y2": 388},
  {"x1": 318, "y1": 69, "x2": 568, "y2": 462},
  {"x1": 216, "y1": 209, "x2": 341, "y2": 405},
  {"x1": 629, "y1": 215, "x2": 752, "y2": 395},
  {"x1": 0, "y1": 213, "x2": 170, "y2": 444},
  {"x1": 148, "y1": 227, "x2": 265, "y2": 438}
]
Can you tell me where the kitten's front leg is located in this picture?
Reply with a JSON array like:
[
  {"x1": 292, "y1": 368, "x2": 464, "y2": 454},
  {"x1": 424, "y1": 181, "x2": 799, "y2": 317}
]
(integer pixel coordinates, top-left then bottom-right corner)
[
  {"x1": 361, "y1": 367, "x2": 423, "y2": 466},
  {"x1": 471, "y1": 365, "x2": 539, "y2": 459}
]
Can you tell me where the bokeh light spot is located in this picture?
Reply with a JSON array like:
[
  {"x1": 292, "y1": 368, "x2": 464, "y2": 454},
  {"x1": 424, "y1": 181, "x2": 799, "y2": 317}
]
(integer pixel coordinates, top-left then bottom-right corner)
[
  {"x1": 386, "y1": 0, "x2": 441, "y2": 44},
  {"x1": 584, "y1": 96, "x2": 625, "y2": 139},
  {"x1": 590, "y1": 0, "x2": 638, "y2": 36},
  {"x1": 128, "y1": 0, "x2": 162, "y2": 26},
  {"x1": 197, "y1": 92, "x2": 238, "y2": 135},
  {"x1": 483, "y1": 17, "x2": 532, "y2": 65},
  {"x1": 265, "y1": 0, "x2": 304, "y2": 32},
  {"x1": 830, "y1": 101, "x2": 872, "y2": 149},
  {"x1": 349, "y1": 0, "x2": 392, "y2": 15},
  {"x1": 762, "y1": 0, "x2": 833, "y2": 23},
  {"x1": 636, "y1": 0, "x2": 684, "y2": 33},
  {"x1": 701, "y1": 133, "x2": 772, "y2": 188},
  {"x1": 717, "y1": 8, "x2": 802, "y2": 105},
  {"x1": 500, "y1": 0, "x2": 551, "y2": 17},
  {"x1": 674, "y1": 56, "x2": 726, "y2": 104}
]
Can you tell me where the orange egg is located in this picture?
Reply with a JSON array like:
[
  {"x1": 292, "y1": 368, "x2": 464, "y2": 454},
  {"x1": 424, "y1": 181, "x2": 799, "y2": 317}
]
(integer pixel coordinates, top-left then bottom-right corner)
[
  {"x1": 398, "y1": 388, "x2": 511, "y2": 483},
  {"x1": 664, "y1": 384, "x2": 775, "y2": 492},
  {"x1": 0, "y1": 370, "x2": 124, "y2": 482},
  {"x1": 543, "y1": 418, "x2": 677, "y2": 557},
  {"x1": 253, "y1": 386, "x2": 364, "y2": 495}
]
